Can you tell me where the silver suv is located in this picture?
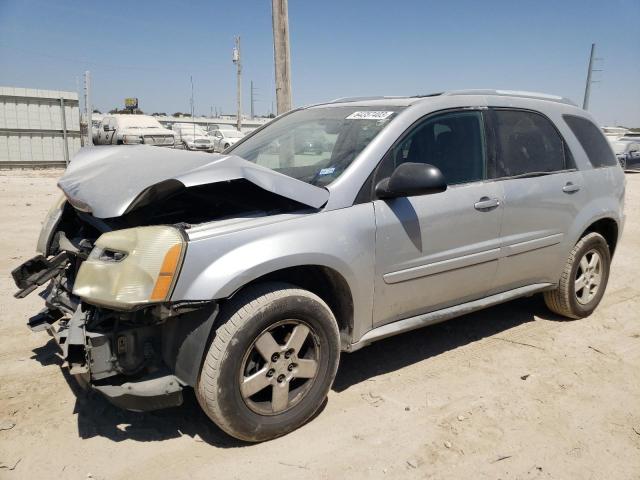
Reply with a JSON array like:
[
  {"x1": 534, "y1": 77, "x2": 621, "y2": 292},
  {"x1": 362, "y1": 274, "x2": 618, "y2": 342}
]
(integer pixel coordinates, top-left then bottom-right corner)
[{"x1": 13, "y1": 90, "x2": 625, "y2": 442}]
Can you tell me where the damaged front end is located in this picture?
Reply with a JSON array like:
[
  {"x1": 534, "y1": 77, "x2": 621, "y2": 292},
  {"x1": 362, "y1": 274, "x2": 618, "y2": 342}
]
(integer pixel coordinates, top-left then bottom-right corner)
[
  {"x1": 12, "y1": 208, "x2": 218, "y2": 411},
  {"x1": 13, "y1": 147, "x2": 328, "y2": 412}
]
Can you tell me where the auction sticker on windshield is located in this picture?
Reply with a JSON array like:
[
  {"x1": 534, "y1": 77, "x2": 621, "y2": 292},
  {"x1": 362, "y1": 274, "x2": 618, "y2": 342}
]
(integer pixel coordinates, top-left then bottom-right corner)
[{"x1": 345, "y1": 111, "x2": 395, "y2": 120}]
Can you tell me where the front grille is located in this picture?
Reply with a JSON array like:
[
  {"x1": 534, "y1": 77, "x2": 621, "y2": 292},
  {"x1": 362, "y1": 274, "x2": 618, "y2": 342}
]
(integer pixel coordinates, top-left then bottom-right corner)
[{"x1": 143, "y1": 135, "x2": 174, "y2": 145}]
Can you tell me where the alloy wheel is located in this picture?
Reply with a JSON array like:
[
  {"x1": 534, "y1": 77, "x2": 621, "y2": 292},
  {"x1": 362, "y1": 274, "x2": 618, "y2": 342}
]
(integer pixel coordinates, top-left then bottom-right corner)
[
  {"x1": 575, "y1": 249, "x2": 602, "y2": 305},
  {"x1": 239, "y1": 320, "x2": 320, "y2": 415}
]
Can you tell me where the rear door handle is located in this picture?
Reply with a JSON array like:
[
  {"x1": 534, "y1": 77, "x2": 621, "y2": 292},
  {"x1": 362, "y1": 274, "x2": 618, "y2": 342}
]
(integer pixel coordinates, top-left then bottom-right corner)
[
  {"x1": 562, "y1": 182, "x2": 581, "y2": 193},
  {"x1": 474, "y1": 197, "x2": 500, "y2": 211}
]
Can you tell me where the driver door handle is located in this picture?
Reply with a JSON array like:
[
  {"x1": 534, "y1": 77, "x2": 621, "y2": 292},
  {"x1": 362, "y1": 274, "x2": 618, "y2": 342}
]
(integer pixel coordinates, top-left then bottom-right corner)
[
  {"x1": 474, "y1": 197, "x2": 500, "y2": 211},
  {"x1": 562, "y1": 182, "x2": 581, "y2": 193}
]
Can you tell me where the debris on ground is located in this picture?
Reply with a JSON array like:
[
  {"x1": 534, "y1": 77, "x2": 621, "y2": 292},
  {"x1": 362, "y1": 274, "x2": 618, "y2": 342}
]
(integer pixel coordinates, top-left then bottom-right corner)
[{"x1": 0, "y1": 420, "x2": 16, "y2": 431}]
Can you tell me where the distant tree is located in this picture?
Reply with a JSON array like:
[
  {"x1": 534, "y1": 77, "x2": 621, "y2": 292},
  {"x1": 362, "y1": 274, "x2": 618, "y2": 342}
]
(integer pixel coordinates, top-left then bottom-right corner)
[
  {"x1": 151, "y1": 112, "x2": 167, "y2": 117},
  {"x1": 172, "y1": 112, "x2": 191, "y2": 118},
  {"x1": 267, "y1": 113, "x2": 276, "y2": 118},
  {"x1": 107, "y1": 108, "x2": 144, "y2": 115},
  {"x1": 92, "y1": 108, "x2": 102, "y2": 114}
]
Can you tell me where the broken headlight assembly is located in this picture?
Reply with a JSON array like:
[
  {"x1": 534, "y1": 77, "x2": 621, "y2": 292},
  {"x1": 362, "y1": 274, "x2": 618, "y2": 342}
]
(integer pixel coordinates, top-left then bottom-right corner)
[{"x1": 73, "y1": 226, "x2": 186, "y2": 310}]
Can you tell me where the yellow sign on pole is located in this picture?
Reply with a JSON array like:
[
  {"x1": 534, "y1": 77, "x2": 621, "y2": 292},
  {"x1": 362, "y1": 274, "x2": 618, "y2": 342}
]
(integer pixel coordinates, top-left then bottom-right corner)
[{"x1": 124, "y1": 98, "x2": 138, "y2": 110}]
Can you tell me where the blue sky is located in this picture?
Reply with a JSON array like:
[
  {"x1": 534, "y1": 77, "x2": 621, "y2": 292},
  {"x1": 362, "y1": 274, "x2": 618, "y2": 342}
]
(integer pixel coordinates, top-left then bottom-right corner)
[{"x1": 1, "y1": 0, "x2": 638, "y2": 125}]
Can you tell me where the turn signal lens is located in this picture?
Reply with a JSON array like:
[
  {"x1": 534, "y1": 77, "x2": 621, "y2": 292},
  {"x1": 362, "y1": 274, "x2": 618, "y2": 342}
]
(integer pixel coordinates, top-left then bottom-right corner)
[{"x1": 150, "y1": 244, "x2": 183, "y2": 301}]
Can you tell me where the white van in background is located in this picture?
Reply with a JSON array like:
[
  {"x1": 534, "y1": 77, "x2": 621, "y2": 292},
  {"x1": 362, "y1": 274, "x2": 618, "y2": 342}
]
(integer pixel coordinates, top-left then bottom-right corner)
[{"x1": 97, "y1": 115, "x2": 176, "y2": 147}]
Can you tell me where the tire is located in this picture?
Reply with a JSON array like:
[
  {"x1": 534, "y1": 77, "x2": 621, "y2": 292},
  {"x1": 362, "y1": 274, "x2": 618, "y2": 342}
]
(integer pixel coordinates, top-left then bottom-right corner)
[
  {"x1": 544, "y1": 232, "x2": 611, "y2": 319},
  {"x1": 223, "y1": 143, "x2": 230, "y2": 150},
  {"x1": 197, "y1": 282, "x2": 340, "y2": 442}
]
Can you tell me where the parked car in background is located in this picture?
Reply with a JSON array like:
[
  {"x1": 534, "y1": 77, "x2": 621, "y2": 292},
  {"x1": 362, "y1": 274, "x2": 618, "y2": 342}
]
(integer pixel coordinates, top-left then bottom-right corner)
[
  {"x1": 602, "y1": 126, "x2": 629, "y2": 140},
  {"x1": 97, "y1": 114, "x2": 175, "y2": 147},
  {"x1": 610, "y1": 139, "x2": 640, "y2": 170},
  {"x1": 13, "y1": 90, "x2": 625, "y2": 442},
  {"x1": 212, "y1": 128, "x2": 245, "y2": 152},
  {"x1": 91, "y1": 119, "x2": 102, "y2": 144},
  {"x1": 171, "y1": 123, "x2": 215, "y2": 152}
]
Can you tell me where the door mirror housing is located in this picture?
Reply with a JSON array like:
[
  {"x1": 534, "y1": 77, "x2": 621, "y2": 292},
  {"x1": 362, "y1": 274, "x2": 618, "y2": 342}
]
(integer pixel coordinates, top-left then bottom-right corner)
[
  {"x1": 375, "y1": 162, "x2": 447, "y2": 199},
  {"x1": 103, "y1": 124, "x2": 110, "y2": 132}
]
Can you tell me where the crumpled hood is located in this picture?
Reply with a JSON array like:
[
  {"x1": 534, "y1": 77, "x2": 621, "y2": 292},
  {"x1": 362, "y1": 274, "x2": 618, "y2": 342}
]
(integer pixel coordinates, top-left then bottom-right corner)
[{"x1": 58, "y1": 145, "x2": 329, "y2": 218}]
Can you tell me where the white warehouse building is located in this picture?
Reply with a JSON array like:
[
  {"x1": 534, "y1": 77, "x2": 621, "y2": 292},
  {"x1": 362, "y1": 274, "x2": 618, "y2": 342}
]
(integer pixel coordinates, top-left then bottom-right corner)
[{"x1": 0, "y1": 86, "x2": 81, "y2": 167}]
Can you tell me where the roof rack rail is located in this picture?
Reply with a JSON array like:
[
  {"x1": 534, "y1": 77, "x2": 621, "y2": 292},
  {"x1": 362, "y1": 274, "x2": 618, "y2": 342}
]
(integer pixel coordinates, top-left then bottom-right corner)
[
  {"x1": 329, "y1": 96, "x2": 395, "y2": 103},
  {"x1": 442, "y1": 89, "x2": 576, "y2": 106}
]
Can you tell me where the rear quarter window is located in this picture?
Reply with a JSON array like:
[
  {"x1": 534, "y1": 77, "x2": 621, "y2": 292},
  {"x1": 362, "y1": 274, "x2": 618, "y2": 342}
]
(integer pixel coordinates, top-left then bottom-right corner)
[{"x1": 563, "y1": 114, "x2": 617, "y2": 168}]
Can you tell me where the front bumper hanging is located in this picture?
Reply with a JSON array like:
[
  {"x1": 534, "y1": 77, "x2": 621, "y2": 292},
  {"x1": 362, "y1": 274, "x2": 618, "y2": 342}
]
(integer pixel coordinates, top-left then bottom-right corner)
[
  {"x1": 12, "y1": 253, "x2": 69, "y2": 299},
  {"x1": 12, "y1": 254, "x2": 218, "y2": 413}
]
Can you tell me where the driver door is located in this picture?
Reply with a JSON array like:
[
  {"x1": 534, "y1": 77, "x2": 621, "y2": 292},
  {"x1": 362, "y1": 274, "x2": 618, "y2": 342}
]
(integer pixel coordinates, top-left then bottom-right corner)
[{"x1": 372, "y1": 109, "x2": 504, "y2": 327}]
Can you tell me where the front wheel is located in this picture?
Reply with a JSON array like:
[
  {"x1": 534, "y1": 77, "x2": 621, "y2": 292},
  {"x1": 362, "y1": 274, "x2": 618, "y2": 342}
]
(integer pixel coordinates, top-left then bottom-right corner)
[
  {"x1": 197, "y1": 282, "x2": 340, "y2": 442},
  {"x1": 544, "y1": 232, "x2": 611, "y2": 319}
]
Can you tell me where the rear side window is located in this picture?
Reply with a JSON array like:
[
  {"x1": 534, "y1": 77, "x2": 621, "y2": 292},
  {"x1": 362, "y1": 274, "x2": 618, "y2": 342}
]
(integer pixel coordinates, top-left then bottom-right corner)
[
  {"x1": 492, "y1": 110, "x2": 568, "y2": 177},
  {"x1": 563, "y1": 114, "x2": 617, "y2": 167}
]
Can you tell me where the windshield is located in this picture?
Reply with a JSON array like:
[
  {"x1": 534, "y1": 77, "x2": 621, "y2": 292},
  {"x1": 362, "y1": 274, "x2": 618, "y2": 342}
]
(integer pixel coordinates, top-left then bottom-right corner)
[
  {"x1": 223, "y1": 130, "x2": 244, "y2": 138},
  {"x1": 229, "y1": 106, "x2": 403, "y2": 185},
  {"x1": 118, "y1": 116, "x2": 162, "y2": 129},
  {"x1": 611, "y1": 142, "x2": 628, "y2": 154},
  {"x1": 177, "y1": 126, "x2": 207, "y2": 135}
]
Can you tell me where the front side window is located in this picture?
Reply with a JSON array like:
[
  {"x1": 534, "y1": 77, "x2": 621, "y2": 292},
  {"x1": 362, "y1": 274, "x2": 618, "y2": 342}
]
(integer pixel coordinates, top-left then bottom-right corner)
[
  {"x1": 563, "y1": 114, "x2": 618, "y2": 168},
  {"x1": 229, "y1": 106, "x2": 404, "y2": 186},
  {"x1": 376, "y1": 110, "x2": 486, "y2": 186},
  {"x1": 492, "y1": 110, "x2": 567, "y2": 178}
]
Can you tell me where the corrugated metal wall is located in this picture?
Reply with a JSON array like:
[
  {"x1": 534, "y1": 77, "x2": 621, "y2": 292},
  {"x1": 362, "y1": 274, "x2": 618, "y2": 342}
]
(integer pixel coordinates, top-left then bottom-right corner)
[{"x1": 0, "y1": 86, "x2": 81, "y2": 166}]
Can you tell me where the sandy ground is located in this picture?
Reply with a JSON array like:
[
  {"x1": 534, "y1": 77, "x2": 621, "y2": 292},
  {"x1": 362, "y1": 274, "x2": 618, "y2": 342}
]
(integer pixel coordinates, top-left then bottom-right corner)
[{"x1": 0, "y1": 168, "x2": 639, "y2": 480}]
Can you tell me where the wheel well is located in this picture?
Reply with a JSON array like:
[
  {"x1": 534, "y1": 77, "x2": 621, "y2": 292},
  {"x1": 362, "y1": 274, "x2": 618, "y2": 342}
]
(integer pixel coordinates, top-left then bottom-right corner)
[
  {"x1": 237, "y1": 266, "x2": 354, "y2": 339},
  {"x1": 582, "y1": 218, "x2": 619, "y2": 256}
]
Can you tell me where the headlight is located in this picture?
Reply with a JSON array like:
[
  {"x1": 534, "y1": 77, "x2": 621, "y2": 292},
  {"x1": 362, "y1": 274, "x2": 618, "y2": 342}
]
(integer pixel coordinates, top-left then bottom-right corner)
[
  {"x1": 123, "y1": 134, "x2": 143, "y2": 144},
  {"x1": 73, "y1": 226, "x2": 186, "y2": 310}
]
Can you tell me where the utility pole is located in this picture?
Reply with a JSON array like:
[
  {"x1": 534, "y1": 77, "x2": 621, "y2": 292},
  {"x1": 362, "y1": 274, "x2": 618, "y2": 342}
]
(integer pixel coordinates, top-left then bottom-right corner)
[
  {"x1": 582, "y1": 43, "x2": 603, "y2": 111},
  {"x1": 83, "y1": 70, "x2": 92, "y2": 146},
  {"x1": 271, "y1": 0, "x2": 292, "y2": 114},
  {"x1": 250, "y1": 80, "x2": 256, "y2": 119},
  {"x1": 233, "y1": 36, "x2": 242, "y2": 131},
  {"x1": 190, "y1": 75, "x2": 195, "y2": 117},
  {"x1": 582, "y1": 44, "x2": 595, "y2": 110}
]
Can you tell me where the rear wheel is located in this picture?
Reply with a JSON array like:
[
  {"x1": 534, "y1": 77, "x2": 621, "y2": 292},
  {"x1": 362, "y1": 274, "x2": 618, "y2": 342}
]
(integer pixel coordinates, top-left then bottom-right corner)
[
  {"x1": 197, "y1": 282, "x2": 340, "y2": 442},
  {"x1": 544, "y1": 232, "x2": 611, "y2": 318}
]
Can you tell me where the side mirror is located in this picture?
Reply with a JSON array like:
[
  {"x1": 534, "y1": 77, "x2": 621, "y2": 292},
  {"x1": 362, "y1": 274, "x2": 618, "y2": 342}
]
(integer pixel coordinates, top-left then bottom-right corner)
[
  {"x1": 375, "y1": 162, "x2": 447, "y2": 199},
  {"x1": 103, "y1": 125, "x2": 109, "y2": 132}
]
